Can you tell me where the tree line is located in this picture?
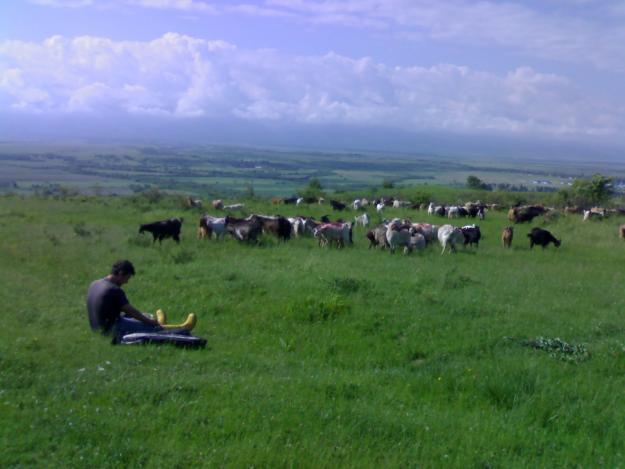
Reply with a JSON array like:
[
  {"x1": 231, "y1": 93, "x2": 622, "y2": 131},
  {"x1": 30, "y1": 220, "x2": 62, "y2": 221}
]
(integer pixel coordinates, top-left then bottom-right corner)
[{"x1": 466, "y1": 174, "x2": 616, "y2": 207}]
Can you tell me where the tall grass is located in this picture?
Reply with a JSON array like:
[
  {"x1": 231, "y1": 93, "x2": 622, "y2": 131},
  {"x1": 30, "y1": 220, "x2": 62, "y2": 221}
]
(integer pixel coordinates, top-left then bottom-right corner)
[{"x1": 2, "y1": 193, "x2": 625, "y2": 467}]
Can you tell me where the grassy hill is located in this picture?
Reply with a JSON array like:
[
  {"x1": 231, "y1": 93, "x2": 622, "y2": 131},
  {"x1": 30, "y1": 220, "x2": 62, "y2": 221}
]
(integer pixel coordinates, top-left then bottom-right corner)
[{"x1": 2, "y1": 192, "x2": 625, "y2": 467}]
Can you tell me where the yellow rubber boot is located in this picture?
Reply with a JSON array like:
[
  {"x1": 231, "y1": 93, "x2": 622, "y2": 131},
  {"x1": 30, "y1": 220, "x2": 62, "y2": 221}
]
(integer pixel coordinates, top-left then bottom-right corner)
[
  {"x1": 159, "y1": 313, "x2": 197, "y2": 331},
  {"x1": 156, "y1": 309, "x2": 167, "y2": 325}
]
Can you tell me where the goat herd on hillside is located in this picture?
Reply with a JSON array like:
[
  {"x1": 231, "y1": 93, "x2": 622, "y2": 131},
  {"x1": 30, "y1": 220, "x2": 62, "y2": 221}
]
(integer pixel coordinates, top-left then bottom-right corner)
[{"x1": 139, "y1": 196, "x2": 625, "y2": 255}]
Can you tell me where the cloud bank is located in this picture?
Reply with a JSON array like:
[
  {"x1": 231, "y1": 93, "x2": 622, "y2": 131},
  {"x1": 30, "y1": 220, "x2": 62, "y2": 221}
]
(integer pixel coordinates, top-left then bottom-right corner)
[
  {"x1": 261, "y1": 0, "x2": 625, "y2": 72},
  {"x1": 0, "y1": 33, "x2": 623, "y2": 141},
  {"x1": 27, "y1": 0, "x2": 625, "y2": 72}
]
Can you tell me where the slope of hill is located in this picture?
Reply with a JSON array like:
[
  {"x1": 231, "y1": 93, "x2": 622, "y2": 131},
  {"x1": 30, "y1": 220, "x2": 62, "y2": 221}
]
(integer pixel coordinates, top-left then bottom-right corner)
[{"x1": 2, "y1": 193, "x2": 625, "y2": 467}]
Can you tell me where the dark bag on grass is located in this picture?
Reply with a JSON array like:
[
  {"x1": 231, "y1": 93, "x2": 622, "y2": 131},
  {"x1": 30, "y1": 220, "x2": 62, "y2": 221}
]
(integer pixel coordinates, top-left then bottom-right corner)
[{"x1": 118, "y1": 331, "x2": 207, "y2": 349}]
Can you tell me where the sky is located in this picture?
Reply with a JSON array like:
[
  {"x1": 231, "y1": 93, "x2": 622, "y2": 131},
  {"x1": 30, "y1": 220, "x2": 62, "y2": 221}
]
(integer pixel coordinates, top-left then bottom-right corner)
[{"x1": 1, "y1": 0, "x2": 625, "y2": 157}]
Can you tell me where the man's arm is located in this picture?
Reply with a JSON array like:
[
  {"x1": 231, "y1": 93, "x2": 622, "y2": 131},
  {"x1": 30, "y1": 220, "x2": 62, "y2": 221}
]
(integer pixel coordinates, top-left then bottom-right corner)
[{"x1": 121, "y1": 303, "x2": 160, "y2": 326}]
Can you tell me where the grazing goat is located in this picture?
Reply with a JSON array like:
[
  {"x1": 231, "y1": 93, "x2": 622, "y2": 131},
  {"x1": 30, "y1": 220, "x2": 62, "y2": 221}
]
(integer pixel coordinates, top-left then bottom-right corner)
[
  {"x1": 354, "y1": 213, "x2": 370, "y2": 227},
  {"x1": 461, "y1": 224, "x2": 481, "y2": 248},
  {"x1": 411, "y1": 223, "x2": 438, "y2": 243},
  {"x1": 508, "y1": 205, "x2": 546, "y2": 223},
  {"x1": 410, "y1": 233, "x2": 426, "y2": 251},
  {"x1": 139, "y1": 218, "x2": 183, "y2": 244},
  {"x1": 386, "y1": 222, "x2": 416, "y2": 254},
  {"x1": 255, "y1": 215, "x2": 292, "y2": 241},
  {"x1": 186, "y1": 196, "x2": 202, "y2": 208},
  {"x1": 447, "y1": 206, "x2": 460, "y2": 218},
  {"x1": 437, "y1": 224, "x2": 464, "y2": 254},
  {"x1": 393, "y1": 200, "x2": 410, "y2": 208},
  {"x1": 330, "y1": 200, "x2": 347, "y2": 211},
  {"x1": 583, "y1": 209, "x2": 605, "y2": 221},
  {"x1": 434, "y1": 205, "x2": 446, "y2": 217},
  {"x1": 448, "y1": 206, "x2": 468, "y2": 218},
  {"x1": 366, "y1": 224, "x2": 390, "y2": 249},
  {"x1": 564, "y1": 206, "x2": 582, "y2": 214},
  {"x1": 224, "y1": 203, "x2": 245, "y2": 211},
  {"x1": 198, "y1": 215, "x2": 227, "y2": 240},
  {"x1": 301, "y1": 217, "x2": 322, "y2": 236},
  {"x1": 502, "y1": 226, "x2": 513, "y2": 248},
  {"x1": 527, "y1": 227, "x2": 561, "y2": 249},
  {"x1": 314, "y1": 222, "x2": 352, "y2": 248},
  {"x1": 287, "y1": 217, "x2": 304, "y2": 237},
  {"x1": 224, "y1": 215, "x2": 263, "y2": 243},
  {"x1": 465, "y1": 202, "x2": 486, "y2": 218}
]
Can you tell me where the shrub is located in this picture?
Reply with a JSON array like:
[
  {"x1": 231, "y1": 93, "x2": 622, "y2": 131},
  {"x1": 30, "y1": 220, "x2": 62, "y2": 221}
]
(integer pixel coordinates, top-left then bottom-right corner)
[
  {"x1": 466, "y1": 175, "x2": 490, "y2": 191},
  {"x1": 127, "y1": 234, "x2": 152, "y2": 247},
  {"x1": 381, "y1": 179, "x2": 395, "y2": 189},
  {"x1": 408, "y1": 190, "x2": 432, "y2": 206},
  {"x1": 73, "y1": 222, "x2": 91, "y2": 237},
  {"x1": 520, "y1": 336, "x2": 590, "y2": 363},
  {"x1": 300, "y1": 178, "x2": 324, "y2": 198},
  {"x1": 44, "y1": 230, "x2": 60, "y2": 246},
  {"x1": 142, "y1": 187, "x2": 164, "y2": 204},
  {"x1": 171, "y1": 250, "x2": 195, "y2": 265},
  {"x1": 328, "y1": 277, "x2": 368, "y2": 295},
  {"x1": 570, "y1": 174, "x2": 613, "y2": 207}
]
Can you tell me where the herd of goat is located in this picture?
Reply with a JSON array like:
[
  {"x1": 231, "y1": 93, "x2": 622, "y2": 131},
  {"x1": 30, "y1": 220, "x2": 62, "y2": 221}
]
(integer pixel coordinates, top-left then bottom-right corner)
[{"x1": 135, "y1": 195, "x2": 625, "y2": 255}]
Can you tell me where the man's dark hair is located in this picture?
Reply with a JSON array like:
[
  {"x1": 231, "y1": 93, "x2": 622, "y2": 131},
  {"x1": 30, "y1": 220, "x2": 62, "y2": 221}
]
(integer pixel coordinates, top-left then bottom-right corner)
[{"x1": 111, "y1": 260, "x2": 135, "y2": 276}]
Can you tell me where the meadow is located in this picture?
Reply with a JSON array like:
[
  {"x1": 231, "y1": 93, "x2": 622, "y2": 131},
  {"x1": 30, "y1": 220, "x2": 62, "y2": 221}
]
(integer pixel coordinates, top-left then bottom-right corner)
[
  {"x1": 3, "y1": 142, "x2": 625, "y2": 197},
  {"x1": 2, "y1": 189, "x2": 625, "y2": 468}
]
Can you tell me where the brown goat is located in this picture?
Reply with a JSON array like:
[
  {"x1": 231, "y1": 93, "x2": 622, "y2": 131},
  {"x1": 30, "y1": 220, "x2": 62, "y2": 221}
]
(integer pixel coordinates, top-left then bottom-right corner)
[
  {"x1": 508, "y1": 205, "x2": 546, "y2": 223},
  {"x1": 502, "y1": 226, "x2": 514, "y2": 248},
  {"x1": 619, "y1": 224, "x2": 625, "y2": 239}
]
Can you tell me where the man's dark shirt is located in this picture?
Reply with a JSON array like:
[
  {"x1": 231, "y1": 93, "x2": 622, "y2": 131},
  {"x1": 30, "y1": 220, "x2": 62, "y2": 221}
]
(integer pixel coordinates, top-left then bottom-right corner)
[{"x1": 86, "y1": 278, "x2": 129, "y2": 333}]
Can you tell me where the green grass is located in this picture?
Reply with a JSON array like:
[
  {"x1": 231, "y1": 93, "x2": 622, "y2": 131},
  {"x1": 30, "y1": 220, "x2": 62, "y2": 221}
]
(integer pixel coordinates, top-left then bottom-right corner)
[{"x1": 2, "y1": 194, "x2": 625, "y2": 467}]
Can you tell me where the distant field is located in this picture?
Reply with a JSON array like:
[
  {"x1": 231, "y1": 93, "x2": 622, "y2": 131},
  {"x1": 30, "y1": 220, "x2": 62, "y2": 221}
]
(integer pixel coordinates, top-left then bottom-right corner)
[
  {"x1": 2, "y1": 193, "x2": 625, "y2": 467},
  {"x1": 2, "y1": 142, "x2": 625, "y2": 197}
]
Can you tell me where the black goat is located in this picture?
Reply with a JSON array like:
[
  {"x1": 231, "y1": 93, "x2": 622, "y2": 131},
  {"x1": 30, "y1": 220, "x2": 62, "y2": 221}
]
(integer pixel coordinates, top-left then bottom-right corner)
[
  {"x1": 527, "y1": 227, "x2": 561, "y2": 249},
  {"x1": 139, "y1": 217, "x2": 183, "y2": 244}
]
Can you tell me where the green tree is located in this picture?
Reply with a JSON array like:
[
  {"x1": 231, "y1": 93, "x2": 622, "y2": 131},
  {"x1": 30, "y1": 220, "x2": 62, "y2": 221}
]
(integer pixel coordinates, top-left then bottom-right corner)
[
  {"x1": 555, "y1": 188, "x2": 572, "y2": 207},
  {"x1": 301, "y1": 178, "x2": 324, "y2": 197},
  {"x1": 571, "y1": 174, "x2": 613, "y2": 206},
  {"x1": 244, "y1": 181, "x2": 256, "y2": 199},
  {"x1": 381, "y1": 179, "x2": 395, "y2": 189},
  {"x1": 142, "y1": 187, "x2": 164, "y2": 204},
  {"x1": 467, "y1": 175, "x2": 488, "y2": 190}
]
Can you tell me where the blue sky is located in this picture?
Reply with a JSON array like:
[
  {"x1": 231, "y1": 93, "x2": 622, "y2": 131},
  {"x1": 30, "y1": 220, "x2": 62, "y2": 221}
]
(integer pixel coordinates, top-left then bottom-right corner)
[{"x1": 1, "y1": 0, "x2": 625, "y2": 155}]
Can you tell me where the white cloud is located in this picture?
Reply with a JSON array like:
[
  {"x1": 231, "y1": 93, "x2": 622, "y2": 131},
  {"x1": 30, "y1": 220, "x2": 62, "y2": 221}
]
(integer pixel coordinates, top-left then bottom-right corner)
[
  {"x1": 26, "y1": 0, "x2": 625, "y2": 72},
  {"x1": 28, "y1": 0, "x2": 94, "y2": 7},
  {"x1": 128, "y1": 0, "x2": 217, "y2": 12},
  {"x1": 258, "y1": 0, "x2": 625, "y2": 72},
  {"x1": 226, "y1": 4, "x2": 298, "y2": 19},
  {"x1": 29, "y1": 0, "x2": 218, "y2": 11},
  {"x1": 0, "y1": 34, "x2": 622, "y2": 138}
]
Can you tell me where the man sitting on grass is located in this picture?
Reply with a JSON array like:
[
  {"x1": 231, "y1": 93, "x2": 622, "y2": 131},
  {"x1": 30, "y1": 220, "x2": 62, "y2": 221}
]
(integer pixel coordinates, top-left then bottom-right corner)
[{"x1": 86, "y1": 259, "x2": 161, "y2": 338}]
